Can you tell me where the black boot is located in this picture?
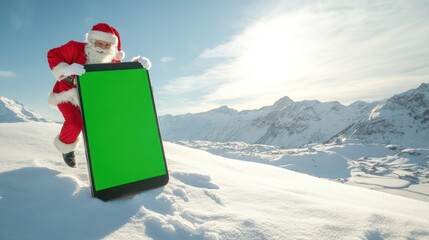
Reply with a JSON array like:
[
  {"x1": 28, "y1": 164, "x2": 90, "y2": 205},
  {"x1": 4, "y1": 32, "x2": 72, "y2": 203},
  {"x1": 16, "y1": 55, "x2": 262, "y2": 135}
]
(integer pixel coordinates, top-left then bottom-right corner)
[{"x1": 62, "y1": 151, "x2": 76, "y2": 168}]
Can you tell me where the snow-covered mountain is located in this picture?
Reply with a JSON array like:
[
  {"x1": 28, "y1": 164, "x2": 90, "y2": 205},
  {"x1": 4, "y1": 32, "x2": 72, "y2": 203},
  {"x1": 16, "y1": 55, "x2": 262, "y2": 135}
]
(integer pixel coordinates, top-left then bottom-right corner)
[
  {"x1": 330, "y1": 83, "x2": 429, "y2": 147},
  {"x1": 159, "y1": 83, "x2": 429, "y2": 148},
  {"x1": 0, "y1": 96, "x2": 50, "y2": 123}
]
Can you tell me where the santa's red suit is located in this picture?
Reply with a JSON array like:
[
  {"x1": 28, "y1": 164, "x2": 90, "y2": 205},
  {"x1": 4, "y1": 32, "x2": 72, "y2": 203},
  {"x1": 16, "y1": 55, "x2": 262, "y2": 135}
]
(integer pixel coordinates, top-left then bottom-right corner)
[{"x1": 47, "y1": 23, "x2": 125, "y2": 154}]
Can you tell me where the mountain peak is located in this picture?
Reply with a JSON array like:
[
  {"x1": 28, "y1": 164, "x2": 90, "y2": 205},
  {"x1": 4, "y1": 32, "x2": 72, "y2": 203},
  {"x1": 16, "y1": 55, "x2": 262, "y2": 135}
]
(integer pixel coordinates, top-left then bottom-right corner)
[
  {"x1": 418, "y1": 82, "x2": 428, "y2": 90},
  {"x1": 208, "y1": 105, "x2": 238, "y2": 115},
  {"x1": 0, "y1": 96, "x2": 50, "y2": 123},
  {"x1": 273, "y1": 96, "x2": 294, "y2": 107}
]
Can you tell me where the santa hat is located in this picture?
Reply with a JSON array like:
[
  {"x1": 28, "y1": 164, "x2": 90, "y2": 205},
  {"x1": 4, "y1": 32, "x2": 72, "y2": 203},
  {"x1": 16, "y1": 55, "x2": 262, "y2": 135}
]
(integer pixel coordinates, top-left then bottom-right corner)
[{"x1": 85, "y1": 23, "x2": 125, "y2": 60}]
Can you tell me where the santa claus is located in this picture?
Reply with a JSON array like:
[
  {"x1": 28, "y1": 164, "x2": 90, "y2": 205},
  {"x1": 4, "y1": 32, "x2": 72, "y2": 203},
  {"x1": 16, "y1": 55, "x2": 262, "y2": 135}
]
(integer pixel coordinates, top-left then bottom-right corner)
[{"x1": 47, "y1": 22, "x2": 151, "y2": 167}]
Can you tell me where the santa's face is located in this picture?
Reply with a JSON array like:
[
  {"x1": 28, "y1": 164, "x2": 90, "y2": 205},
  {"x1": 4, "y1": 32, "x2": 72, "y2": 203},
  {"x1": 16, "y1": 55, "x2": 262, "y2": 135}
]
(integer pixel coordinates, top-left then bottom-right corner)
[
  {"x1": 94, "y1": 40, "x2": 112, "y2": 50},
  {"x1": 85, "y1": 39, "x2": 117, "y2": 64}
]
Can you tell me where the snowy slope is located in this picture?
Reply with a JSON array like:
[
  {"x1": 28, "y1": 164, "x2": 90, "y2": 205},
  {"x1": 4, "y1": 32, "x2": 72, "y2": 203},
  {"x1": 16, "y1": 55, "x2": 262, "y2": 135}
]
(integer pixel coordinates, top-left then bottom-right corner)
[
  {"x1": 1, "y1": 122, "x2": 429, "y2": 239},
  {"x1": 0, "y1": 96, "x2": 50, "y2": 123},
  {"x1": 159, "y1": 83, "x2": 429, "y2": 148}
]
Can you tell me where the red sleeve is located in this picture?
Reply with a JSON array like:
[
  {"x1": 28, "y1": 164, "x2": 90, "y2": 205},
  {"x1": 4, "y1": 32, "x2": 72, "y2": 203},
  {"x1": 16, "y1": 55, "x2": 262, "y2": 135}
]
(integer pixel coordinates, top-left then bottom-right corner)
[
  {"x1": 47, "y1": 41, "x2": 76, "y2": 69},
  {"x1": 47, "y1": 41, "x2": 86, "y2": 80}
]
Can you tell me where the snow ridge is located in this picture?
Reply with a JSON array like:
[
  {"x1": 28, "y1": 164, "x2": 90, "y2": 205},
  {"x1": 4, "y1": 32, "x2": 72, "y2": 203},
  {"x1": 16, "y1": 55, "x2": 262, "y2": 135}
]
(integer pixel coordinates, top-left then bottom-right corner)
[
  {"x1": 334, "y1": 83, "x2": 429, "y2": 147},
  {"x1": 0, "y1": 96, "x2": 50, "y2": 123}
]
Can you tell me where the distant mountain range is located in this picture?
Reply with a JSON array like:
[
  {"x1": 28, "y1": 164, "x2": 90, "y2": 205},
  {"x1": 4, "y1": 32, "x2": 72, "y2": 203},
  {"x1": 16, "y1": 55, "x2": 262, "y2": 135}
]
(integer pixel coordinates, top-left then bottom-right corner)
[
  {"x1": 3, "y1": 83, "x2": 428, "y2": 148},
  {"x1": 0, "y1": 96, "x2": 50, "y2": 123},
  {"x1": 159, "y1": 83, "x2": 429, "y2": 148}
]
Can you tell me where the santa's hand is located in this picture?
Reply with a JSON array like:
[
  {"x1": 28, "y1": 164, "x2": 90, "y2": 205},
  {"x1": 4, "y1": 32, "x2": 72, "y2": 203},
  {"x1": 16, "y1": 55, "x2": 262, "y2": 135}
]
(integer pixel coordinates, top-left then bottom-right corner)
[
  {"x1": 62, "y1": 63, "x2": 86, "y2": 77},
  {"x1": 133, "y1": 56, "x2": 152, "y2": 70}
]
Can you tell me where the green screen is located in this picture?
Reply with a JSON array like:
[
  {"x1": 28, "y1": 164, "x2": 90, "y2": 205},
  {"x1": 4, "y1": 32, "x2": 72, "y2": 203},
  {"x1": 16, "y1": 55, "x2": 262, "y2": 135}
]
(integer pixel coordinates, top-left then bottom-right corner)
[{"x1": 79, "y1": 67, "x2": 166, "y2": 191}]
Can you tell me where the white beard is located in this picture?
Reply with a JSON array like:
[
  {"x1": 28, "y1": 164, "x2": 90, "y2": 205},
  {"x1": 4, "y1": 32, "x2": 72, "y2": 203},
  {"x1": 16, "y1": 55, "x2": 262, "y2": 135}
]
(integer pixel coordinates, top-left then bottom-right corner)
[{"x1": 84, "y1": 42, "x2": 116, "y2": 64}]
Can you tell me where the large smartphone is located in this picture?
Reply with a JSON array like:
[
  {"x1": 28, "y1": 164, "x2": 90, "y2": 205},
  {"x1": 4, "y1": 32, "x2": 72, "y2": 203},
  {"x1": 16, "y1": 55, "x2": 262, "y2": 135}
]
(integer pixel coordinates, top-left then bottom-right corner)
[{"x1": 77, "y1": 62, "x2": 168, "y2": 201}]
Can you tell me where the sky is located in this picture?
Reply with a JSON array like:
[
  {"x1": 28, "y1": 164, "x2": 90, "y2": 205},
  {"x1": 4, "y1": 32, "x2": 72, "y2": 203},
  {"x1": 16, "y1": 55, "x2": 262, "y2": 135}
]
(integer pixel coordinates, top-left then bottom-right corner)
[{"x1": 1, "y1": 0, "x2": 429, "y2": 121}]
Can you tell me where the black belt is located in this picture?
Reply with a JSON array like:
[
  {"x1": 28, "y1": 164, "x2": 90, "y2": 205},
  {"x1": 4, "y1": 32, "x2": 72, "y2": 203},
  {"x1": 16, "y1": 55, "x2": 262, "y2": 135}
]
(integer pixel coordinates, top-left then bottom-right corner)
[{"x1": 64, "y1": 76, "x2": 77, "y2": 86}]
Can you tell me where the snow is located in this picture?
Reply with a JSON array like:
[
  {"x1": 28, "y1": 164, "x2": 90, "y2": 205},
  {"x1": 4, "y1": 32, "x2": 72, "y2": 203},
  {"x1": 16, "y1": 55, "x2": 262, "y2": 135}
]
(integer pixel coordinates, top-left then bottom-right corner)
[
  {"x1": 177, "y1": 140, "x2": 429, "y2": 203},
  {"x1": 1, "y1": 122, "x2": 429, "y2": 239}
]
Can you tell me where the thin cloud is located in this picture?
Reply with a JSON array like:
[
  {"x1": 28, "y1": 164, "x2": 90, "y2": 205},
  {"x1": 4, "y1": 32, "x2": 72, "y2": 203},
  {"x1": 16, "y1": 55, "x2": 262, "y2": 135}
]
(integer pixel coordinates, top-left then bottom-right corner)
[
  {"x1": 0, "y1": 71, "x2": 17, "y2": 78},
  {"x1": 160, "y1": 57, "x2": 175, "y2": 63},
  {"x1": 162, "y1": 0, "x2": 429, "y2": 114},
  {"x1": 9, "y1": 1, "x2": 33, "y2": 31}
]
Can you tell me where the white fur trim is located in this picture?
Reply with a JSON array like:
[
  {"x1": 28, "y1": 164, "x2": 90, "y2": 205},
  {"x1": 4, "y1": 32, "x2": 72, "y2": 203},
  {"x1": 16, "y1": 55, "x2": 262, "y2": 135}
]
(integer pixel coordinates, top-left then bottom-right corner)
[
  {"x1": 114, "y1": 50, "x2": 125, "y2": 60},
  {"x1": 51, "y1": 62, "x2": 70, "y2": 81},
  {"x1": 131, "y1": 56, "x2": 140, "y2": 62},
  {"x1": 86, "y1": 30, "x2": 118, "y2": 46},
  {"x1": 48, "y1": 88, "x2": 80, "y2": 108},
  {"x1": 54, "y1": 135, "x2": 81, "y2": 154}
]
